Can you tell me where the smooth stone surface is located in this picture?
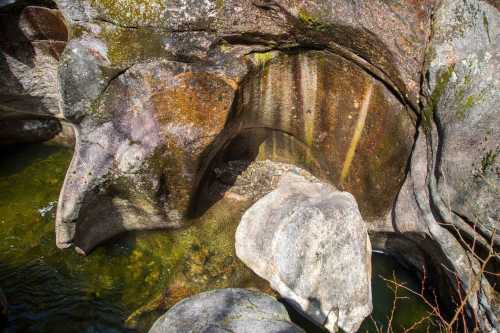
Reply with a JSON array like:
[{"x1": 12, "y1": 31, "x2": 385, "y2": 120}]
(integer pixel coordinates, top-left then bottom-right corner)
[
  {"x1": 236, "y1": 173, "x2": 372, "y2": 333},
  {"x1": 148, "y1": 288, "x2": 304, "y2": 333}
]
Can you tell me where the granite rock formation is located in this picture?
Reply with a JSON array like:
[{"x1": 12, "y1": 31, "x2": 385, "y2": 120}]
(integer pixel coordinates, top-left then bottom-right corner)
[
  {"x1": 148, "y1": 288, "x2": 305, "y2": 333},
  {"x1": 0, "y1": 0, "x2": 497, "y2": 329},
  {"x1": 236, "y1": 173, "x2": 372, "y2": 333}
]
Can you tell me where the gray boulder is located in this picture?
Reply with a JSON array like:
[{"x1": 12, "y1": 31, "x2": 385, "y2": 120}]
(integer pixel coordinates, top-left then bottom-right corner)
[
  {"x1": 235, "y1": 173, "x2": 372, "y2": 333},
  {"x1": 148, "y1": 288, "x2": 304, "y2": 333}
]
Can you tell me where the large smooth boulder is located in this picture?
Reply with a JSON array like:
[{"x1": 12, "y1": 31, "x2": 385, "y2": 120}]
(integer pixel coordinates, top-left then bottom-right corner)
[
  {"x1": 235, "y1": 173, "x2": 372, "y2": 333},
  {"x1": 148, "y1": 288, "x2": 304, "y2": 333}
]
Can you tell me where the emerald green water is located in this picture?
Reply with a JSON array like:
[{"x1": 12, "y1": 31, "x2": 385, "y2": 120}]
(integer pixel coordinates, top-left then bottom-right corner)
[
  {"x1": 359, "y1": 253, "x2": 437, "y2": 333},
  {"x1": 0, "y1": 143, "x2": 436, "y2": 333}
]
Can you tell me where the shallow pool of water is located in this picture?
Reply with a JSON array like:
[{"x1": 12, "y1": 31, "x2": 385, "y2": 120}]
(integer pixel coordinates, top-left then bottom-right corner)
[{"x1": 0, "y1": 143, "x2": 436, "y2": 332}]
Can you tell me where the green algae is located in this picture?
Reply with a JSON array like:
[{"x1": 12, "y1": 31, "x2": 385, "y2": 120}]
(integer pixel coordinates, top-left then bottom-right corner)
[
  {"x1": 0, "y1": 143, "x2": 269, "y2": 332},
  {"x1": 251, "y1": 51, "x2": 279, "y2": 67},
  {"x1": 297, "y1": 8, "x2": 329, "y2": 33},
  {"x1": 422, "y1": 65, "x2": 455, "y2": 131},
  {"x1": 455, "y1": 86, "x2": 488, "y2": 121},
  {"x1": 479, "y1": 149, "x2": 498, "y2": 175},
  {"x1": 483, "y1": 12, "x2": 491, "y2": 43}
]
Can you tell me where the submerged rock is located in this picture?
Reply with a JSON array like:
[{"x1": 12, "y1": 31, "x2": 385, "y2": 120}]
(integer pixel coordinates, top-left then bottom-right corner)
[
  {"x1": 235, "y1": 173, "x2": 372, "y2": 333},
  {"x1": 148, "y1": 288, "x2": 304, "y2": 333}
]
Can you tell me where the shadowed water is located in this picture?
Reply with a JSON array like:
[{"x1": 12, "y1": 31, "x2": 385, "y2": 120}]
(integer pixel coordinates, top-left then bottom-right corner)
[{"x1": 0, "y1": 143, "x2": 436, "y2": 332}]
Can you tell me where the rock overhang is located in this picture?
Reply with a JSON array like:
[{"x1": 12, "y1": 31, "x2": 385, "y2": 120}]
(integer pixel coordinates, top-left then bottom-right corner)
[{"x1": 55, "y1": 46, "x2": 418, "y2": 253}]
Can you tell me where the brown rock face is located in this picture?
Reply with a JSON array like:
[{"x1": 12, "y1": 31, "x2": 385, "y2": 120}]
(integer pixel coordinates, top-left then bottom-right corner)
[
  {"x1": 229, "y1": 51, "x2": 415, "y2": 220},
  {"x1": 266, "y1": 0, "x2": 434, "y2": 107}
]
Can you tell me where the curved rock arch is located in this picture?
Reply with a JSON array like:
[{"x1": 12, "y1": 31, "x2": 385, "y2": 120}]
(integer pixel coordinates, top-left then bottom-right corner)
[{"x1": 191, "y1": 50, "x2": 416, "y2": 221}]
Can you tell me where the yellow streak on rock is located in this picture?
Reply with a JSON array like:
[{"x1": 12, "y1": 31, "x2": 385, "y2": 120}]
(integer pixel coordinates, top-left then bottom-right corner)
[
  {"x1": 340, "y1": 82, "x2": 374, "y2": 186},
  {"x1": 300, "y1": 54, "x2": 318, "y2": 146}
]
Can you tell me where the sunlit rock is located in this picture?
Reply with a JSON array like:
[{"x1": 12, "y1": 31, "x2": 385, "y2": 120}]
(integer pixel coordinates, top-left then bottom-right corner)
[
  {"x1": 236, "y1": 173, "x2": 372, "y2": 333},
  {"x1": 393, "y1": 1, "x2": 499, "y2": 331}
]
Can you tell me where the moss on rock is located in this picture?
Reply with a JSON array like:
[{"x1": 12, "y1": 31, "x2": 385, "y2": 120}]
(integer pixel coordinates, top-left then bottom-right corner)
[
  {"x1": 98, "y1": 25, "x2": 168, "y2": 65},
  {"x1": 91, "y1": 0, "x2": 167, "y2": 27},
  {"x1": 422, "y1": 65, "x2": 455, "y2": 130}
]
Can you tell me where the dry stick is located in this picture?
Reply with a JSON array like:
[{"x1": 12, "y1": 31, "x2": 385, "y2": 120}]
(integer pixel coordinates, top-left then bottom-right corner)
[
  {"x1": 448, "y1": 228, "x2": 497, "y2": 329},
  {"x1": 369, "y1": 314, "x2": 382, "y2": 333},
  {"x1": 381, "y1": 275, "x2": 448, "y2": 329},
  {"x1": 438, "y1": 217, "x2": 499, "y2": 331},
  {"x1": 403, "y1": 313, "x2": 434, "y2": 333},
  {"x1": 386, "y1": 272, "x2": 399, "y2": 333}
]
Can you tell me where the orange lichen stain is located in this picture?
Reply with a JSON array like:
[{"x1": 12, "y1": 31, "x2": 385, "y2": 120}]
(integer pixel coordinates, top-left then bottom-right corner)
[{"x1": 151, "y1": 72, "x2": 234, "y2": 137}]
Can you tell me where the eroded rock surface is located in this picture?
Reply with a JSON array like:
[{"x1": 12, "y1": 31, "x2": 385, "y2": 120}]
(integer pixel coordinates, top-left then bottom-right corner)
[
  {"x1": 393, "y1": 0, "x2": 499, "y2": 330},
  {"x1": 236, "y1": 173, "x2": 372, "y2": 333},
  {"x1": 148, "y1": 288, "x2": 304, "y2": 333},
  {"x1": 56, "y1": 48, "x2": 415, "y2": 253},
  {"x1": 0, "y1": 3, "x2": 68, "y2": 143}
]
